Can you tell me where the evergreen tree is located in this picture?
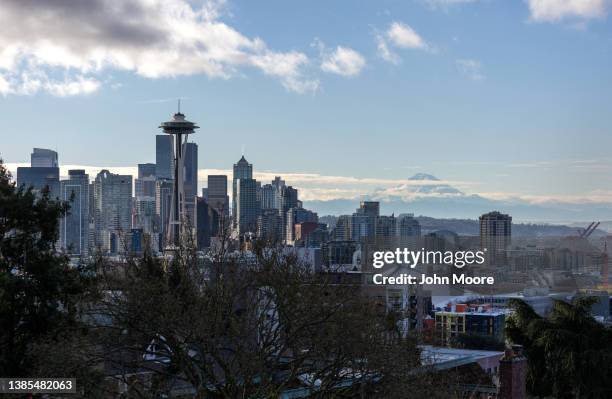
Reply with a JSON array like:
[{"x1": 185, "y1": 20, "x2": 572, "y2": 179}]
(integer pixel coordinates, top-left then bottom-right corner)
[
  {"x1": 0, "y1": 160, "x2": 91, "y2": 376},
  {"x1": 506, "y1": 297, "x2": 612, "y2": 398}
]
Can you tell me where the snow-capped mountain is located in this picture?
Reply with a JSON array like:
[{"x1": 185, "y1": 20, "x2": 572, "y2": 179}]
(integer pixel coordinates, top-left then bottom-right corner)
[{"x1": 371, "y1": 173, "x2": 463, "y2": 200}]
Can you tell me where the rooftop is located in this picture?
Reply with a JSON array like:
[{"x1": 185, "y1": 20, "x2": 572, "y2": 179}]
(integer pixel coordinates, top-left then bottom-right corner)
[{"x1": 419, "y1": 345, "x2": 503, "y2": 370}]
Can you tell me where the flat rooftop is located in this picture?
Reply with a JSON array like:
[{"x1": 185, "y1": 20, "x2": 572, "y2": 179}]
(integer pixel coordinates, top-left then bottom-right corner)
[
  {"x1": 435, "y1": 310, "x2": 506, "y2": 317},
  {"x1": 419, "y1": 345, "x2": 504, "y2": 370}
]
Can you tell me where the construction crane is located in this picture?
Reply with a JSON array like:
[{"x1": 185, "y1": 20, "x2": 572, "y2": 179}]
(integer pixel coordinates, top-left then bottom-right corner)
[
  {"x1": 570, "y1": 221, "x2": 608, "y2": 291},
  {"x1": 578, "y1": 221, "x2": 600, "y2": 238}
]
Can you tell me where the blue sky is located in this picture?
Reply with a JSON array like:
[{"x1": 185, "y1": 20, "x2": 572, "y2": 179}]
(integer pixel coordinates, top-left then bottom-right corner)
[{"x1": 1, "y1": 0, "x2": 611, "y2": 209}]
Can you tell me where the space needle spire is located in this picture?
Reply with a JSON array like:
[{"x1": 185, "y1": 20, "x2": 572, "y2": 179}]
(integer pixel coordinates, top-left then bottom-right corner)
[{"x1": 159, "y1": 102, "x2": 199, "y2": 251}]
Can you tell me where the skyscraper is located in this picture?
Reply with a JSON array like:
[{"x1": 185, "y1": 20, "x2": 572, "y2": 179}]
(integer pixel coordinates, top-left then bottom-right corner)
[
  {"x1": 30, "y1": 148, "x2": 58, "y2": 167},
  {"x1": 88, "y1": 182, "x2": 95, "y2": 251},
  {"x1": 375, "y1": 215, "x2": 397, "y2": 237},
  {"x1": 135, "y1": 163, "x2": 157, "y2": 198},
  {"x1": 359, "y1": 201, "x2": 379, "y2": 217},
  {"x1": 207, "y1": 175, "x2": 229, "y2": 217},
  {"x1": 182, "y1": 142, "x2": 198, "y2": 229},
  {"x1": 351, "y1": 201, "x2": 379, "y2": 242},
  {"x1": 256, "y1": 180, "x2": 262, "y2": 207},
  {"x1": 375, "y1": 215, "x2": 396, "y2": 249},
  {"x1": 17, "y1": 148, "x2": 60, "y2": 199},
  {"x1": 135, "y1": 176, "x2": 156, "y2": 199},
  {"x1": 182, "y1": 142, "x2": 198, "y2": 200},
  {"x1": 155, "y1": 179, "x2": 173, "y2": 250},
  {"x1": 259, "y1": 177, "x2": 287, "y2": 211},
  {"x1": 332, "y1": 215, "x2": 352, "y2": 241},
  {"x1": 260, "y1": 184, "x2": 277, "y2": 210},
  {"x1": 236, "y1": 178, "x2": 258, "y2": 235},
  {"x1": 93, "y1": 170, "x2": 133, "y2": 254},
  {"x1": 60, "y1": 170, "x2": 89, "y2": 256},
  {"x1": 286, "y1": 207, "x2": 318, "y2": 244},
  {"x1": 196, "y1": 197, "x2": 219, "y2": 250},
  {"x1": 398, "y1": 214, "x2": 421, "y2": 237},
  {"x1": 232, "y1": 155, "x2": 253, "y2": 226},
  {"x1": 479, "y1": 211, "x2": 512, "y2": 266},
  {"x1": 155, "y1": 135, "x2": 174, "y2": 180},
  {"x1": 134, "y1": 196, "x2": 157, "y2": 234},
  {"x1": 280, "y1": 185, "x2": 298, "y2": 240},
  {"x1": 271, "y1": 176, "x2": 285, "y2": 190},
  {"x1": 138, "y1": 163, "x2": 156, "y2": 178},
  {"x1": 257, "y1": 208, "x2": 283, "y2": 242},
  {"x1": 280, "y1": 186, "x2": 298, "y2": 214},
  {"x1": 134, "y1": 163, "x2": 157, "y2": 248},
  {"x1": 16, "y1": 166, "x2": 60, "y2": 198}
]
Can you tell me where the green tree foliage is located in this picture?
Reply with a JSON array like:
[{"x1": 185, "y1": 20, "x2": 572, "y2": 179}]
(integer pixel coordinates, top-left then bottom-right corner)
[
  {"x1": 506, "y1": 297, "x2": 612, "y2": 398},
  {"x1": 0, "y1": 160, "x2": 94, "y2": 378}
]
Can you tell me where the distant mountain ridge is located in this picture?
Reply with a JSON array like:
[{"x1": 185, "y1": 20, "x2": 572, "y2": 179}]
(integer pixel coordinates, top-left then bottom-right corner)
[{"x1": 303, "y1": 173, "x2": 612, "y2": 223}]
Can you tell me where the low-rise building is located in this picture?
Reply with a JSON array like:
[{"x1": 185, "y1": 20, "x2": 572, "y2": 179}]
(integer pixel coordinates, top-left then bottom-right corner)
[{"x1": 435, "y1": 306, "x2": 505, "y2": 346}]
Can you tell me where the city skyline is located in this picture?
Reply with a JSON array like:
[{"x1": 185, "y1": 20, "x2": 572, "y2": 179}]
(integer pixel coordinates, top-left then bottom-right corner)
[
  {"x1": 1, "y1": 0, "x2": 612, "y2": 222},
  {"x1": 6, "y1": 147, "x2": 612, "y2": 224},
  {"x1": 2, "y1": 2, "x2": 610, "y2": 396}
]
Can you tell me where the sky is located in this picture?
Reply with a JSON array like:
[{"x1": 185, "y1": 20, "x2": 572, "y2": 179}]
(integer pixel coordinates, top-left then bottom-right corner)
[{"x1": 1, "y1": 0, "x2": 612, "y2": 211}]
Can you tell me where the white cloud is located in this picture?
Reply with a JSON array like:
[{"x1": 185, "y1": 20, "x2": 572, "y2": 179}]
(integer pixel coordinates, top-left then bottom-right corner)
[
  {"x1": 376, "y1": 22, "x2": 430, "y2": 64},
  {"x1": 456, "y1": 59, "x2": 485, "y2": 81},
  {"x1": 0, "y1": 0, "x2": 318, "y2": 96},
  {"x1": 386, "y1": 22, "x2": 428, "y2": 49},
  {"x1": 320, "y1": 46, "x2": 366, "y2": 77},
  {"x1": 0, "y1": 67, "x2": 102, "y2": 96},
  {"x1": 4, "y1": 162, "x2": 475, "y2": 202},
  {"x1": 525, "y1": 0, "x2": 609, "y2": 22},
  {"x1": 375, "y1": 34, "x2": 400, "y2": 64},
  {"x1": 46, "y1": 76, "x2": 101, "y2": 97},
  {"x1": 7, "y1": 162, "x2": 612, "y2": 205}
]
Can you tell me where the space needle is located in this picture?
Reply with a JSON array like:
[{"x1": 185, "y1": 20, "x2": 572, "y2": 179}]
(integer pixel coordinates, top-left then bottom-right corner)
[{"x1": 159, "y1": 101, "x2": 199, "y2": 251}]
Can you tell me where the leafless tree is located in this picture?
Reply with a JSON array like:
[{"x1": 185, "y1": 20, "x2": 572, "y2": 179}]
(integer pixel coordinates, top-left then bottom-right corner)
[{"x1": 31, "y1": 239, "x2": 452, "y2": 398}]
